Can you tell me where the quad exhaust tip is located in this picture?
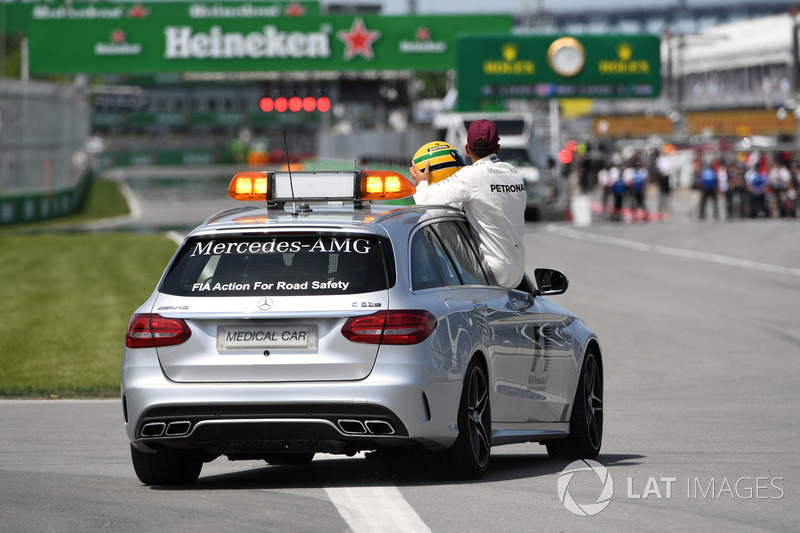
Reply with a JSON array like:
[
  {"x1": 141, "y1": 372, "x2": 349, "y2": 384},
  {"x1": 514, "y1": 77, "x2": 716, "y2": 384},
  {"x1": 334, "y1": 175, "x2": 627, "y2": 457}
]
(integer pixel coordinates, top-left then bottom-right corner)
[
  {"x1": 365, "y1": 420, "x2": 395, "y2": 435},
  {"x1": 337, "y1": 419, "x2": 367, "y2": 434},
  {"x1": 141, "y1": 422, "x2": 166, "y2": 437},
  {"x1": 140, "y1": 421, "x2": 191, "y2": 438},
  {"x1": 338, "y1": 419, "x2": 395, "y2": 436},
  {"x1": 166, "y1": 421, "x2": 192, "y2": 436}
]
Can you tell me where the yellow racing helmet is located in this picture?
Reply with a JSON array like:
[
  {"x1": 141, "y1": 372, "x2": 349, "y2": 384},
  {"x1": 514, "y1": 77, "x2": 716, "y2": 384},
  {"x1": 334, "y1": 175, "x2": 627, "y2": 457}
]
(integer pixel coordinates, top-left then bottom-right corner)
[{"x1": 412, "y1": 141, "x2": 466, "y2": 184}]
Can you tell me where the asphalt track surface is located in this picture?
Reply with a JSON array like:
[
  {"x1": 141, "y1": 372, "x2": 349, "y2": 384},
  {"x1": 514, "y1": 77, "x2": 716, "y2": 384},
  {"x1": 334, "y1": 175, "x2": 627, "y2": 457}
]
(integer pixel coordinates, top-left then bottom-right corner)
[{"x1": 2, "y1": 171, "x2": 799, "y2": 531}]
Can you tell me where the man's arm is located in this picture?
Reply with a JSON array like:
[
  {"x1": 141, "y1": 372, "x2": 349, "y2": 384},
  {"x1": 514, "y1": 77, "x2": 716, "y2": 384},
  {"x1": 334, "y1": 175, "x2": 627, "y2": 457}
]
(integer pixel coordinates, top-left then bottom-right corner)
[{"x1": 411, "y1": 162, "x2": 472, "y2": 206}]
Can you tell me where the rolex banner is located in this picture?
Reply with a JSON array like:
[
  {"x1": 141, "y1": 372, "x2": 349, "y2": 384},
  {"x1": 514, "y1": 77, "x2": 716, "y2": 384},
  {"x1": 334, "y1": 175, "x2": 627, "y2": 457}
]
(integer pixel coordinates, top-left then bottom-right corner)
[
  {"x1": 28, "y1": 15, "x2": 512, "y2": 74},
  {"x1": 456, "y1": 33, "x2": 661, "y2": 108}
]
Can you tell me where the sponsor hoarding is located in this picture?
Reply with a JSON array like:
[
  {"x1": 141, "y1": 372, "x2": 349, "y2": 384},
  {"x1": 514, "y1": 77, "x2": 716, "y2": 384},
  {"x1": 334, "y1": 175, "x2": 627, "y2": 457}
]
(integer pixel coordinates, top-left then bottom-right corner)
[
  {"x1": 686, "y1": 109, "x2": 797, "y2": 137},
  {"x1": 2, "y1": 1, "x2": 320, "y2": 33},
  {"x1": 457, "y1": 33, "x2": 661, "y2": 110},
  {"x1": 28, "y1": 15, "x2": 512, "y2": 74},
  {"x1": 593, "y1": 115, "x2": 674, "y2": 137}
]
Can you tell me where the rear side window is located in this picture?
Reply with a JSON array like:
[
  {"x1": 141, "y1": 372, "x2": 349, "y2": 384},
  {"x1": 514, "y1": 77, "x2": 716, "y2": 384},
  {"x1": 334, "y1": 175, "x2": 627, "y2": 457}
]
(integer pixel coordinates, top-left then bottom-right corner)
[
  {"x1": 427, "y1": 229, "x2": 460, "y2": 286},
  {"x1": 160, "y1": 233, "x2": 392, "y2": 296},
  {"x1": 430, "y1": 222, "x2": 489, "y2": 286},
  {"x1": 410, "y1": 221, "x2": 490, "y2": 291},
  {"x1": 410, "y1": 230, "x2": 443, "y2": 291}
]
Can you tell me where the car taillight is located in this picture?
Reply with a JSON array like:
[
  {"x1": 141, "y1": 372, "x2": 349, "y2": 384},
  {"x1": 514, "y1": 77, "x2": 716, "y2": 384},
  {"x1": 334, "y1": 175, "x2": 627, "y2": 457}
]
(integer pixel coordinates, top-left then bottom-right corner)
[
  {"x1": 125, "y1": 313, "x2": 192, "y2": 348},
  {"x1": 341, "y1": 310, "x2": 437, "y2": 345}
]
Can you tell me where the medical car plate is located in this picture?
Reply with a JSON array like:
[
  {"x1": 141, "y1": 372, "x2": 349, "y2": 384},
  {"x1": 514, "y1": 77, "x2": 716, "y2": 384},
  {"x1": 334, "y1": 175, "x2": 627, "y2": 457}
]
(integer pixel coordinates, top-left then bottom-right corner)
[{"x1": 217, "y1": 325, "x2": 318, "y2": 350}]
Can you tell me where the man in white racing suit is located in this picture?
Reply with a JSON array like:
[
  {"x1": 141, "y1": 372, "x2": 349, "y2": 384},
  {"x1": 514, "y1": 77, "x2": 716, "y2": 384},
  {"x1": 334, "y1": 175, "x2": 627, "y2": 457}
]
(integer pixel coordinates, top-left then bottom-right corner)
[{"x1": 411, "y1": 119, "x2": 527, "y2": 289}]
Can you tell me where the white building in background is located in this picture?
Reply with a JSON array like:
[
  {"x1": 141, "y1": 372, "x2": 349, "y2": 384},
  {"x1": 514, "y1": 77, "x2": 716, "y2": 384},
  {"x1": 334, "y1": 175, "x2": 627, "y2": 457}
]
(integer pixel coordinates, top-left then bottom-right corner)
[
  {"x1": 675, "y1": 13, "x2": 795, "y2": 111},
  {"x1": 591, "y1": 12, "x2": 800, "y2": 140}
]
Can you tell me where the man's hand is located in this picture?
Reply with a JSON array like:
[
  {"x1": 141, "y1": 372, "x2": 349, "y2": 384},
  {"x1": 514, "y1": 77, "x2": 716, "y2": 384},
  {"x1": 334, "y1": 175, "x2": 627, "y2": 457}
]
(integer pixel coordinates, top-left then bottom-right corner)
[{"x1": 410, "y1": 160, "x2": 431, "y2": 185}]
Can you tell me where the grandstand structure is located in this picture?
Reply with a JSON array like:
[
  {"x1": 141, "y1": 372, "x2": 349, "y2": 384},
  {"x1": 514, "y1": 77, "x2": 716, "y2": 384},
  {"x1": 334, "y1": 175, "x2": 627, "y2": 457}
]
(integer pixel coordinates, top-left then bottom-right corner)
[
  {"x1": 516, "y1": 1, "x2": 797, "y2": 34},
  {"x1": 529, "y1": 2, "x2": 800, "y2": 141}
]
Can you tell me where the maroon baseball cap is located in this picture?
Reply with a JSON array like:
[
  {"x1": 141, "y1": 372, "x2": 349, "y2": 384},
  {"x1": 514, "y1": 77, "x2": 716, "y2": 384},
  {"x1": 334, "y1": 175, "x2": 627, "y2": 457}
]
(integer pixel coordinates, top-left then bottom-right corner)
[{"x1": 467, "y1": 119, "x2": 499, "y2": 150}]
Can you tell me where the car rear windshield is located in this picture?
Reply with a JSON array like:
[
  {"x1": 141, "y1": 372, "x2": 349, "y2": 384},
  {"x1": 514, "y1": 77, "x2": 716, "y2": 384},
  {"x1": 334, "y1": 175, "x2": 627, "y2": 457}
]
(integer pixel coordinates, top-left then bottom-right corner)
[{"x1": 160, "y1": 232, "x2": 393, "y2": 297}]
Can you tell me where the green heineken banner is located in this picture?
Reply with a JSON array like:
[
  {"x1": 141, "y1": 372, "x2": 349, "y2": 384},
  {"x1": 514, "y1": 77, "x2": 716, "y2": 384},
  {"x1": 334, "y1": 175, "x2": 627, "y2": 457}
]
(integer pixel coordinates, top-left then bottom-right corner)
[
  {"x1": 457, "y1": 33, "x2": 661, "y2": 110},
  {"x1": 2, "y1": 1, "x2": 320, "y2": 33},
  {"x1": 28, "y1": 14, "x2": 512, "y2": 74}
]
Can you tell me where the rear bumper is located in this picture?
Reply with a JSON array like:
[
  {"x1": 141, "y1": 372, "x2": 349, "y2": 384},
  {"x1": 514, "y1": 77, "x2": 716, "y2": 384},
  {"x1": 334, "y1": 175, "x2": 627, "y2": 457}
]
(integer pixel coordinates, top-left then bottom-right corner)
[
  {"x1": 132, "y1": 402, "x2": 410, "y2": 456},
  {"x1": 121, "y1": 346, "x2": 464, "y2": 455}
]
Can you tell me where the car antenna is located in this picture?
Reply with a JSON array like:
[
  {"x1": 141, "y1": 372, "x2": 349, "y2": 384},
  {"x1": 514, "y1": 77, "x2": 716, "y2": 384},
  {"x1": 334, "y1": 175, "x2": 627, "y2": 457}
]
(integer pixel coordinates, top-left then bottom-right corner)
[{"x1": 283, "y1": 130, "x2": 298, "y2": 217}]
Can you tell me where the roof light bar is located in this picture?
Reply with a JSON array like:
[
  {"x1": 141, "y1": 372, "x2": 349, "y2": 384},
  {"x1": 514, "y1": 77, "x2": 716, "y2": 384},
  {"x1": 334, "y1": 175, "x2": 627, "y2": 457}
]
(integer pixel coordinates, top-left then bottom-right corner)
[
  {"x1": 228, "y1": 170, "x2": 415, "y2": 203},
  {"x1": 361, "y1": 171, "x2": 416, "y2": 200}
]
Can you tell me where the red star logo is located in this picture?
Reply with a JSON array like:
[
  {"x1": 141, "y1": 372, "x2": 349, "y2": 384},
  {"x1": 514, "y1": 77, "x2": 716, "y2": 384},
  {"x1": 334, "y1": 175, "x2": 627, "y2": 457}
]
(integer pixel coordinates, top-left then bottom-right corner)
[
  {"x1": 111, "y1": 29, "x2": 126, "y2": 44},
  {"x1": 415, "y1": 27, "x2": 430, "y2": 41},
  {"x1": 127, "y1": 4, "x2": 150, "y2": 18},
  {"x1": 337, "y1": 18, "x2": 381, "y2": 61},
  {"x1": 284, "y1": 2, "x2": 306, "y2": 17}
]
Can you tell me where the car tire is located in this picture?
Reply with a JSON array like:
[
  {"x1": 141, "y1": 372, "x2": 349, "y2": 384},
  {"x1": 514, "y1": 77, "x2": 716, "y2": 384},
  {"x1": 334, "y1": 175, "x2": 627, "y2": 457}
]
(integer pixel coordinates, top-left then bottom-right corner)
[
  {"x1": 438, "y1": 359, "x2": 492, "y2": 480},
  {"x1": 130, "y1": 443, "x2": 203, "y2": 485},
  {"x1": 264, "y1": 453, "x2": 315, "y2": 465},
  {"x1": 546, "y1": 350, "x2": 603, "y2": 460}
]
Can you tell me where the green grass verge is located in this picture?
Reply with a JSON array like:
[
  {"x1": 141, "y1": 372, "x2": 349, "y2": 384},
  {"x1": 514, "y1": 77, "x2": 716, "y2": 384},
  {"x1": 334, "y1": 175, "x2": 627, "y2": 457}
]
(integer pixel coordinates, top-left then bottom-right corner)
[
  {"x1": 0, "y1": 177, "x2": 164, "y2": 397},
  {"x1": 0, "y1": 232, "x2": 177, "y2": 397},
  {"x1": 73, "y1": 177, "x2": 131, "y2": 222}
]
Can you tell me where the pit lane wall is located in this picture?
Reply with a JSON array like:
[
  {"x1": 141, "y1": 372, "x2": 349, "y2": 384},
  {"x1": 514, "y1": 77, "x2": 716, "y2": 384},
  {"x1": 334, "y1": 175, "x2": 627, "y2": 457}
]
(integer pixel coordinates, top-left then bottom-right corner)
[{"x1": 0, "y1": 79, "x2": 91, "y2": 225}]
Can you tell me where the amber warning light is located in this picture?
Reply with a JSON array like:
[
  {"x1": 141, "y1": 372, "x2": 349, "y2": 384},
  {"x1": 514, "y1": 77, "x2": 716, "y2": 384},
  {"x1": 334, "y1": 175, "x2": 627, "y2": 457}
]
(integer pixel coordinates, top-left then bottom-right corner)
[{"x1": 228, "y1": 170, "x2": 416, "y2": 203}]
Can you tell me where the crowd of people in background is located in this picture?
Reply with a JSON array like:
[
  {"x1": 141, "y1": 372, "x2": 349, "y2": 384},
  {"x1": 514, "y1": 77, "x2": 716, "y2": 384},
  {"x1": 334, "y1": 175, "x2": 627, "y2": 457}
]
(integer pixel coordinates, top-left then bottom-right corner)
[
  {"x1": 693, "y1": 152, "x2": 798, "y2": 220},
  {"x1": 590, "y1": 147, "x2": 674, "y2": 222},
  {"x1": 575, "y1": 143, "x2": 800, "y2": 222}
]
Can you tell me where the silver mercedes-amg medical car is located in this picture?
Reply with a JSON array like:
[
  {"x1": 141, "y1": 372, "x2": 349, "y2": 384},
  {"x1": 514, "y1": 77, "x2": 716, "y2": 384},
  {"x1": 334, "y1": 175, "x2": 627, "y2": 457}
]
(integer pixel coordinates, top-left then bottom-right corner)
[{"x1": 121, "y1": 169, "x2": 603, "y2": 485}]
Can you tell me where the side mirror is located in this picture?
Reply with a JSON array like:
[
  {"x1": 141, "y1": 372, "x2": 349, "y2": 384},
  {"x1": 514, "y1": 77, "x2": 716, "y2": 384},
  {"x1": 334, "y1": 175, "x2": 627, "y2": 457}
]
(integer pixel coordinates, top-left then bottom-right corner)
[{"x1": 533, "y1": 268, "x2": 569, "y2": 296}]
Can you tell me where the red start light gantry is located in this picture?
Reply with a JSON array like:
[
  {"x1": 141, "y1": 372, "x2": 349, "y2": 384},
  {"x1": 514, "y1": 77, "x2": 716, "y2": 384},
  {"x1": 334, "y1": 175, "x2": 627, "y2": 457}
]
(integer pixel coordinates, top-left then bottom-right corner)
[{"x1": 260, "y1": 96, "x2": 330, "y2": 113}]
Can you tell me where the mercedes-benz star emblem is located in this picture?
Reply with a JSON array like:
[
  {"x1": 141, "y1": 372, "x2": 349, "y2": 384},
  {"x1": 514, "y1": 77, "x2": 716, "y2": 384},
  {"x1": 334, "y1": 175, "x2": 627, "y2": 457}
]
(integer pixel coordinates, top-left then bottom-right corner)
[{"x1": 257, "y1": 297, "x2": 273, "y2": 311}]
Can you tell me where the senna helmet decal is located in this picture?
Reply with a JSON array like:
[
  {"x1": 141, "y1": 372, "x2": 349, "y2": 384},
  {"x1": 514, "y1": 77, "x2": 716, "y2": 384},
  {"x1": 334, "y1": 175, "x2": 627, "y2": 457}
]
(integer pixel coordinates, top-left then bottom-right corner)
[{"x1": 412, "y1": 141, "x2": 466, "y2": 184}]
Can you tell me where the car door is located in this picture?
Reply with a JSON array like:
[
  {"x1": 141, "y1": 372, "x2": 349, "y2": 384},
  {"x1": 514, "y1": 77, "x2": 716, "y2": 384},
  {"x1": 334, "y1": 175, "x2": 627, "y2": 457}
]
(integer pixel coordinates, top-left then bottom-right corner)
[
  {"x1": 424, "y1": 220, "x2": 525, "y2": 424},
  {"x1": 515, "y1": 296, "x2": 575, "y2": 423},
  {"x1": 408, "y1": 226, "x2": 467, "y2": 368}
]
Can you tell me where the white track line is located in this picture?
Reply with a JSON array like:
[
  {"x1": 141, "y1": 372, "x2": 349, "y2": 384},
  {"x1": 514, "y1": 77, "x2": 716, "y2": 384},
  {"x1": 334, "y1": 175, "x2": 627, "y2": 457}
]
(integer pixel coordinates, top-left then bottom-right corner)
[
  {"x1": 165, "y1": 230, "x2": 184, "y2": 246},
  {"x1": 325, "y1": 486, "x2": 432, "y2": 533},
  {"x1": 119, "y1": 181, "x2": 142, "y2": 221},
  {"x1": 546, "y1": 224, "x2": 800, "y2": 278}
]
